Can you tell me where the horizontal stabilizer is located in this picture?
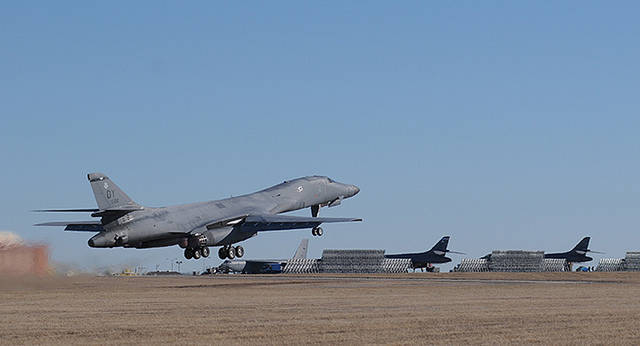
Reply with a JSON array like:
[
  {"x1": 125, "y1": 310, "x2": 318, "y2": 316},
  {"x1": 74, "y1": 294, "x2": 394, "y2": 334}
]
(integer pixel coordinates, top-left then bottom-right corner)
[
  {"x1": 35, "y1": 221, "x2": 104, "y2": 232},
  {"x1": 34, "y1": 206, "x2": 144, "y2": 227}
]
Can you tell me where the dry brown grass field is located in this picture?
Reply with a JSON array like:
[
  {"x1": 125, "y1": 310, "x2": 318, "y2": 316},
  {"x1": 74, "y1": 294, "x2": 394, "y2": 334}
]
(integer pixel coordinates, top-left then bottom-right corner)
[{"x1": 2, "y1": 272, "x2": 640, "y2": 345}]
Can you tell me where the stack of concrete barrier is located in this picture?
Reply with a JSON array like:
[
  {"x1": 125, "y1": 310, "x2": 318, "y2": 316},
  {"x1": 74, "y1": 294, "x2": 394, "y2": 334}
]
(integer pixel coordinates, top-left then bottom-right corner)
[
  {"x1": 623, "y1": 252, "x2": 640, "y2": 271},
  {"x1": 381, "y1": 258, "x2": 412, "y2": 273},
  {"x1": 595, "y1": 253, "x2": 640, "y2": 272},
  {"x1": 454, "y1": 251, "x2": 569, "y2": 272},
  {"x1": 453, "y1": 258, "x2": 489, "y2": 272},
  {"x1": 542, "y1": 258, "x2": 567, "y2": 272},
  {"x1": 320, "y1": 249, "x2": 386, "y2": 273},
  {"x1": 595, "y1": 258, "x2": 624, "y2": 272},
  {"x1": 282, "y1": 259, "x2": 320, "y2": 274},
  {"x1": 488, "y1": 251, "x2": 545, "y2": 272},
  {"x1": 282, "y1": 250, "x2": 411, "y2": 274}
]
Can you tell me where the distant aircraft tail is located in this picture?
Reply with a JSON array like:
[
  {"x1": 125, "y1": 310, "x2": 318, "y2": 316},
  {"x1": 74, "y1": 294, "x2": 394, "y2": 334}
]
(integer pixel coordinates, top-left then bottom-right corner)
[
  {"x1": 571, "y1": 237, "x2": 590, "y2": 253},
  {"x1": 292, "y1": 239, "x2": 309, "y2": 259},
  {"x1": 87, "y1": 173, "x2": 140, "y2": 210},
  {"x1": 429, "y1": 236, "x2": 450, "y2": 254}
]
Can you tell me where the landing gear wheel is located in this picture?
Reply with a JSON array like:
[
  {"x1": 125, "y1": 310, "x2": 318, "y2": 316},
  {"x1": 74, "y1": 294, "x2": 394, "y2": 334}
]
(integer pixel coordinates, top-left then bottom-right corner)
[
  {"x1": 312, "y1": 228, "x2": 317, "y2": 236},
  {"x1": 235, "y1": 246, "x2": 244, "y2": 258},
  {"x1": 227, "y1": 246, "x2": 236, "y2": 259},
  {"x1": 315, "y1": 227, "x2": 323, "y2": 236},
  {"x1": 193, "y1": 248, "x2": 201, "y2": 260},
  {"x1": 201, "y1": 247, "x2": 210, "y2": 258},
  {"x1": 184, "y1": 249, "x2": 193, "y2": 260},
  {"x1": 218, "y1": 247, "x2": 226, "y2": 260}
]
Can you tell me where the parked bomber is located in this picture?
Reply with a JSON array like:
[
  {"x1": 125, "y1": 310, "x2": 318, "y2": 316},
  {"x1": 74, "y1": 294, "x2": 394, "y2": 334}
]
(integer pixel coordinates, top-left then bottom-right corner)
[
  {"x1": 36, "y1": 173, "x2": 361, "y2": 260},
  {"x1": 218, "y1": 238, "x2": 309, "y2": 274},
  {"x1": 384, "y1": 236, "x2": 464, "y2": 271},
  {"x1": 544, "y1": 237, "x2": 601, "y2": 263}
]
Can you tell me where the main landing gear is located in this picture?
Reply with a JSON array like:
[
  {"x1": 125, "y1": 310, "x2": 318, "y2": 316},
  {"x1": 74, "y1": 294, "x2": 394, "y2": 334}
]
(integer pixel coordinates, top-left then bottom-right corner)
[
  {"x1": 218, "y1": 245, "x2": 244, "y2": 260},
  {"x1": 311, "y1": 226, "x2": 323, "y2": 236},
  {"x1": 184, "y1": 246, "x2": 211, "y2": 260}
]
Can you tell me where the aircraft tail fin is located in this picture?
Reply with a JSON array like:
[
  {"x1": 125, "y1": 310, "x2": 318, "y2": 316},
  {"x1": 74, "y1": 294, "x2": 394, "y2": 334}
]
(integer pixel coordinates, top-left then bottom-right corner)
[
  {"x1": 292, "y1": 239, "x2": 309, "y2": 259},
  {"x1": 571, "y1": 237, "x2": 590, "y2": 253},
  {"x1": 87, "y1": 173, "x2": 140, "y2": 210},
  {"x1": 430, "y1": 236, "x2": 450, "y2": 253}
]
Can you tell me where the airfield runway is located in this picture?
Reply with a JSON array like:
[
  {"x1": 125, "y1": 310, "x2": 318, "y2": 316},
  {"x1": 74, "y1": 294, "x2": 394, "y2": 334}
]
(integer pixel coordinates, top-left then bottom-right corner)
[{"x1": 2, "y1": 272, "x2": 640, "y2": 345}]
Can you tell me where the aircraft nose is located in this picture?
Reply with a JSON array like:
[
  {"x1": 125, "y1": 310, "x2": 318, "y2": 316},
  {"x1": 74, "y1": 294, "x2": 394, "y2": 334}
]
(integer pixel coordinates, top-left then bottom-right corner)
[{"x1": 350, "y1": 185, "x2": 360, "y2": 196}]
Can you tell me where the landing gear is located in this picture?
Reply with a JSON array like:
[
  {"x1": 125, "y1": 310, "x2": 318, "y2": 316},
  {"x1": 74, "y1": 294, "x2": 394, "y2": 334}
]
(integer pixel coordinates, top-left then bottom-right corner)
[
  {"x1": 215, "y1": 245, "x2": 245, "y2": 260},
  {"x1": 227, "y1": 246, "x2": 235, "y2": 259},
  {"x1": 184, "y1": 246, "x2": 208, "y2": 260},
  {"x1": 312, "y1": 226, "x2": 323, "y2": 236}
]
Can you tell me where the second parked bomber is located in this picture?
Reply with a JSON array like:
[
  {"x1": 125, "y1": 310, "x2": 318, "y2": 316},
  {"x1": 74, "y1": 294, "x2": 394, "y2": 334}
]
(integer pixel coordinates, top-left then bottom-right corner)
[
  {"x1": 385, "y1": 236, "x2": 465, "y2": 271},
  {"x1": 543, "y1": 237, "x2": 602, "y2": 263},
  {"x1": 36, "y1": 173, "x2": 361, "y2": 260}
]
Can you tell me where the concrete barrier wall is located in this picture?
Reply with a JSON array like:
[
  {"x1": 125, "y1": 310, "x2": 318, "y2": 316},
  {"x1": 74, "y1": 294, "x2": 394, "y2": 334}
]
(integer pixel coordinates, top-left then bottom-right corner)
[
  {"x1": 455, "y1": 252, "x2": 567, "y2": 272},
  {"x1": 597, "y1": 252, "x2": 640, "y2": 272},
  {"x1": 283, "y1": 250, "x2": 411, "y2": 274}
]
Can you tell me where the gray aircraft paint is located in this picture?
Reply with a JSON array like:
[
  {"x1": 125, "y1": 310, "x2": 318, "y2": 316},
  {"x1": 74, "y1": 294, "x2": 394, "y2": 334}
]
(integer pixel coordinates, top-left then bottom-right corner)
[
  {"x1": 36, "y1": 174, "x2": 360, "y2": 258},
  {"x1": 292, "y1": 238, "x2": 309, "y2": 260}
]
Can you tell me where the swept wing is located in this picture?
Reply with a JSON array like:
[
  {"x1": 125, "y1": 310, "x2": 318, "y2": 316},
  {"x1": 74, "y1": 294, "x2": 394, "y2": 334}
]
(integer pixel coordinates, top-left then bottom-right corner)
[{"x1": 205, "y1": 214, "x2": 361, "y2": 233}]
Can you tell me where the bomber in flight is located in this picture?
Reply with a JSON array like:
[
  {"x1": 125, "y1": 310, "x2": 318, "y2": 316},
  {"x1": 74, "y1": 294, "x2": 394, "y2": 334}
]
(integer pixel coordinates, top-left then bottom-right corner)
[{"x1": 36, "y1": 173, "x2": 361, "y2": 260}]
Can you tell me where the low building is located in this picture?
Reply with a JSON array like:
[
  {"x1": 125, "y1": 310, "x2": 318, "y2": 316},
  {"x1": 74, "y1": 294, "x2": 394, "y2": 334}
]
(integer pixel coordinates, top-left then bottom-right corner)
[{"x1": 0, "y1": 232, "x2": 50, "y2": 276}]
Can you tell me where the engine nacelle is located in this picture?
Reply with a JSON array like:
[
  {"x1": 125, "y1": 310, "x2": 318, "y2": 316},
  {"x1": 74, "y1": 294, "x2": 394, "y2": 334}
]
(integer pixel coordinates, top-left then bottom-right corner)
[{"x1": 88, "y1": 231, "x2": 128, "y2": 248}]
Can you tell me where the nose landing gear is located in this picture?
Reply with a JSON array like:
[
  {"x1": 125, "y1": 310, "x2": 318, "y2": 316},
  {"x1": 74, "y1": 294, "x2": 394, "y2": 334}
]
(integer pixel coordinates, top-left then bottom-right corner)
[{"x1": 312, "y1": 226, "x2": 323, "y2": 236}]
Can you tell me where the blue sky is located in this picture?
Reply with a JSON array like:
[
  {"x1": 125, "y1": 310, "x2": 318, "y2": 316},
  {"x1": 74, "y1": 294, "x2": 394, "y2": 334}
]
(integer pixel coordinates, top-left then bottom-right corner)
[{"x1": 2, "y1": 2, "x2": 639, "y2": 272}]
